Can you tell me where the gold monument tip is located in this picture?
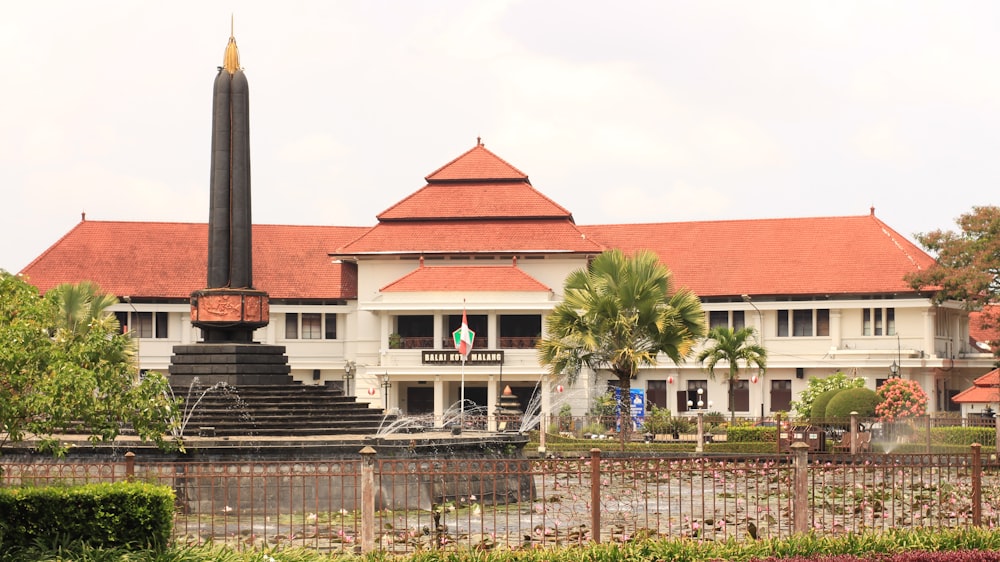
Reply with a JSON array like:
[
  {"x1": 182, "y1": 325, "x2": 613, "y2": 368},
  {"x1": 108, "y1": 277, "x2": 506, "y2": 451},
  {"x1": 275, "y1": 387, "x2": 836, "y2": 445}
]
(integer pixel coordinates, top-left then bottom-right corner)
[{"x1": 223, "y1": 17, "x2": 240, "y2": 74}]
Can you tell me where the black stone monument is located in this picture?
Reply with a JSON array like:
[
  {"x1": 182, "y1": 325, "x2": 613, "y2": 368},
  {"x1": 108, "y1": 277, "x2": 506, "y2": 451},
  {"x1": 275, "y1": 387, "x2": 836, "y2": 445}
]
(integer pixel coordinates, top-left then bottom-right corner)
[{"x1": 169, "y1": 31, "x2": 291, "y2": 386}]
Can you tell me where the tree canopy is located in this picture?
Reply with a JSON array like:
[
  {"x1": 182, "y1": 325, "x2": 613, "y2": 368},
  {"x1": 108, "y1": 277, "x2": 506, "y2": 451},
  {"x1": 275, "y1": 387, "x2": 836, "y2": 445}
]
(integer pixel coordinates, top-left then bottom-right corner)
[
  {"x1": 0, "y1": 272, "x2": 176, "y2": 455},
  {"x1": 696, "y1": 326, "x2": 767, "y2": 421},
  {"x1": 905, "y1": 205, "x2": 1000, "y2": 342},
  {"x1": 537, "y1": 249, "x2": 706, "y2": 434}
]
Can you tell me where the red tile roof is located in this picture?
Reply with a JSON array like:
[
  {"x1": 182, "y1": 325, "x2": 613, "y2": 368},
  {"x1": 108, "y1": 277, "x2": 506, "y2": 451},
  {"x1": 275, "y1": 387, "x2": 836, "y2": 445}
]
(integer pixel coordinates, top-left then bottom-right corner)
[
  {"x1": 580, "y1": 211, "x2": 936, "y2": 297},
  {"x1": 377, "y1": 143, "x2": 572, "y2": 222},
  {"x1": 19, "y1": 220, "x2": 365, "y2": 300},
  {"x1": 381, "y1": 265, "x2": 552, "y2": 293},
  {"x1": 425, "y1": 142, "x2": 528, "y2": 182},
  {"x1": 952, "y1": 368, "x2": 1000, "y2": 403},
  {"x1": 337, "y1": 220, "x2": 604, "y2": 255},
  {"x1": 969, "y1": 308, "x2": 1000, "y2": 352}
]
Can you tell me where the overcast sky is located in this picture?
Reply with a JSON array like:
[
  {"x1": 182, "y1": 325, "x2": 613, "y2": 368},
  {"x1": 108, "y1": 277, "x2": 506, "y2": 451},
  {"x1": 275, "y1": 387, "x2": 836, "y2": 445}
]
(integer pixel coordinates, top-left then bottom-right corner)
[{"x1": 3, "y1": 1, "x2": 999, "y2": 273}]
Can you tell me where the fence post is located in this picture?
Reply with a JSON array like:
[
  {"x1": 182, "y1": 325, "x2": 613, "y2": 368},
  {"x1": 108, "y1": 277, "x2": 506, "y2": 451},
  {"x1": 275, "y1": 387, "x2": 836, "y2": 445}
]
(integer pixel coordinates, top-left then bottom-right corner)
[
  {"x1": 590, "y1": 448, "x2": 601, "y2": 543},
  {"x1": 791, "y1": 441, "x2": 810, "y2": 534},
  {"x1": 995, "y1": 415, "x2": 1000, "y2": 456},
  {"x1": 696, "y1": 412, "x2": 705, "y2": 454},
  {"x1": 360, "y1": 445, "x2": 377, "y2": 553},
  {"x1": 925, "y1": 414, "x2": 932, "y2": 454},
  {"x1": 124, "y1": 451, "x2": 135, "y2": 482},
  {"x1": 971, "y1": 443, "x2": 982, "y2": 526},
  {"x1": 849, "y1": 412, "x2": 858, "y2": 455}
]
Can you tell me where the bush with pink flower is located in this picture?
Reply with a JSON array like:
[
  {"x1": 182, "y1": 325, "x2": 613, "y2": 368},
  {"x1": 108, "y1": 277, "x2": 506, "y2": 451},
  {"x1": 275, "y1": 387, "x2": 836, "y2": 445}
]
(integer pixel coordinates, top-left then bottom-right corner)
[{"x1": 875, "y1": 377, "x2": 929, "y2": 421}]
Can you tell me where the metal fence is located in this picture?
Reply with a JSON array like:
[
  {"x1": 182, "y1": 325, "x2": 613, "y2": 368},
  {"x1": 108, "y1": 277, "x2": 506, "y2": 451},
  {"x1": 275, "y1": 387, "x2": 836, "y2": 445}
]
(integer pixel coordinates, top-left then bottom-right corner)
[{"x1": 2, "y1": 446, "x2": 998, "y2": 554}]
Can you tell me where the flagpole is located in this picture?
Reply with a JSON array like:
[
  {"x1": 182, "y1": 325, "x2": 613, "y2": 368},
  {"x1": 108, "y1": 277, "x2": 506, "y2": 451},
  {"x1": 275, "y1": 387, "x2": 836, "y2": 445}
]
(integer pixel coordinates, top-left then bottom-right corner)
[{"x1": 460, "y1": 354, "x2": 466, "y2": 430}]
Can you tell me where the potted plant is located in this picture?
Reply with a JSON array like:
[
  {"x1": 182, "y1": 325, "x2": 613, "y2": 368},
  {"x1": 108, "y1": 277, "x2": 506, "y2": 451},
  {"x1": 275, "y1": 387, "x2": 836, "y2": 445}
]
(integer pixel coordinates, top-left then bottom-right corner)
[{"x1": 388, "y1": 333, "x2": 403, "y2": 349}]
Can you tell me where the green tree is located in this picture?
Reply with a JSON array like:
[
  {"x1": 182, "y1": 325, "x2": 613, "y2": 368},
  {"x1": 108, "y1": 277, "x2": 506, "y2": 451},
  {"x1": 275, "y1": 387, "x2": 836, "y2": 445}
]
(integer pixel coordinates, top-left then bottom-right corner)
[
  {"x1": 905, "y1": 206, "x2": 1000, "y2": 347},
  {"x1": 0, "y1": 272, "x2": 177, "y2": 456},
  {"x1": 789, "y1": 371, "x2": 865, "y2": 420},
  {"x1": 47, "y1": 280, "x2": 120, "y2": 336},
  {"x1": 696, "y1": 326, "x2": 767, "y2": 422},
  {"x1": 537, "y1": 249, "x2": 706, "y2": 443}
]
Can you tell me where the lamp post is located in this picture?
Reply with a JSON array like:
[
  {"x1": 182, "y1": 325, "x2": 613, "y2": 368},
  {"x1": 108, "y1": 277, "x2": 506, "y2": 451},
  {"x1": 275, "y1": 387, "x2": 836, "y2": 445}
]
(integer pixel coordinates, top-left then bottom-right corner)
[
  {"x1": 742, "y1": 294, "x2": 766, "y2": 419},
  {"x1": 123, "y1": 296, "x2": 141, "y2": 376},
  {"x1": 381, "y1": 372, "x2": 391, "y2": 412},
  {"x1": 343, "y1": 361, "x2": 356, "y2": 397},
  {"x1": 889, "y1": 360, "x2": 900, "y2": 378}
]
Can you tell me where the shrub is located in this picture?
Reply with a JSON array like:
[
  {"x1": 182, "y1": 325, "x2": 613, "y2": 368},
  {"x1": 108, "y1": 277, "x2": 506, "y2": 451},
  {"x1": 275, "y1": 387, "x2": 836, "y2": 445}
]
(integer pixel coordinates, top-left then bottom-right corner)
[
  {"x1": 791, "y1": 371, "x2": 866, "y2": 419},
  {"x1": 826, "y1": 387, "x2": 878, "y2": 421},
  {"x1": 0, "y1": 482, "x2": 174, "y2": 551},
  {"x1": 930, "y1": 426, "x2": 996, "y2": 446},
  {"x1": 809, "y1": 389, "x2": 843, "y2": 424},
  {"x1": 876, "y1": 377, "x2": 929, "y2": 420},
  {"x1": 727, "y1": 425, "x2": 777, "y2": 442}
]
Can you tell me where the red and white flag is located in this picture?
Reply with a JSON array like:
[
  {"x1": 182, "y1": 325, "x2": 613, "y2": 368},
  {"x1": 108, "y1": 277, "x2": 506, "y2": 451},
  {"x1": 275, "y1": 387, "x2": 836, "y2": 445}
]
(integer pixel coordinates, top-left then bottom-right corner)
[{"x1": 452, "y1": 308, "x2": 475, "y2": 361}]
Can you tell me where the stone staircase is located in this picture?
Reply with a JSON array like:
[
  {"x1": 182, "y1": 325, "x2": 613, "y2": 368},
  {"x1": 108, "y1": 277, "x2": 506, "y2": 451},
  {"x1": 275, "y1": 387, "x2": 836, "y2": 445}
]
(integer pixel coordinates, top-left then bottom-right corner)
[{"x1": 172, "y1": 383, "x2": 395, "y2": 438}]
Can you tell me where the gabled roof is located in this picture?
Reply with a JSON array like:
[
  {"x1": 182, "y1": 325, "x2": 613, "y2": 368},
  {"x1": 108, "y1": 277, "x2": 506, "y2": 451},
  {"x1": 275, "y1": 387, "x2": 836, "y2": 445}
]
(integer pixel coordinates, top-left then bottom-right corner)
[
  {"x1": 580, "y1": 210, "x2": 936, "y2": 297},
  {"x1": 375, "y1": 142, "x2": 573, "y2": 222},
  {"x1": 952, "y1": 368, "x2": 1000, "y2": 403},
  {"x1": 425, "y1": 141, "x2": 528, "y2": 182},
  {"x1": 381, "y1": 265, "x2": 551, "y2": 293},
  {"x1": 19, "y1": 220, "x2": 365, "y2": 300}
]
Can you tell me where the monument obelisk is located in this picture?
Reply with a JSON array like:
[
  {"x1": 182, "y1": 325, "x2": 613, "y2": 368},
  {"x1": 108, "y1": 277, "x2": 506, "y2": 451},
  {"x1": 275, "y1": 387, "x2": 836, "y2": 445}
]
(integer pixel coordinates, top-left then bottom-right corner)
[{"x1": 169, "y1": 28, "x2": 290, "y2": 385}]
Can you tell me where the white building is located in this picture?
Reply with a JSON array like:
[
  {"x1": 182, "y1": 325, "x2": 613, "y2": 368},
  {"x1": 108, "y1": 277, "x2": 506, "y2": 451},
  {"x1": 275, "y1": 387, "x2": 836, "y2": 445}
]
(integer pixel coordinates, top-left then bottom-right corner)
[{"x1": 19, "y1": 142, "x2": 994, "y2": 422}]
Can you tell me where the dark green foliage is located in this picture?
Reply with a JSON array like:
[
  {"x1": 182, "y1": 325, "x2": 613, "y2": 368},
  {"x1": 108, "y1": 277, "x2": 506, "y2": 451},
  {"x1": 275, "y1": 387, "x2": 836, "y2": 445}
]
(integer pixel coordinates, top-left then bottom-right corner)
[
  {"x1": 0, "y1": 482, "x2": 174, "y2": 551},
  {"x1": 707, "y1": 441, "x2": 778, "y2": 454},
  {"x1": 726, "y1": 425, "x2": 777, "y2": 442},
  {"x1": 810, "y1": 388, "x2": 843, "y2": 424},
  {"x1": 826, "y1": 387, "x2": 879, "y2": 420},
  {"x1": 930, "y1": 426, "x2": 997, "y2": 446}
]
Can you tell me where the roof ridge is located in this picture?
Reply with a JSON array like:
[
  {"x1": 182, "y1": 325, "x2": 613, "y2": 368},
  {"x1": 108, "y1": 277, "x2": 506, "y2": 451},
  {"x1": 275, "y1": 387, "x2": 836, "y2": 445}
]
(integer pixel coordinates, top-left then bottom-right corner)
[{"x1": 424, "y1": 141, "x2": 528, "y2": 182}]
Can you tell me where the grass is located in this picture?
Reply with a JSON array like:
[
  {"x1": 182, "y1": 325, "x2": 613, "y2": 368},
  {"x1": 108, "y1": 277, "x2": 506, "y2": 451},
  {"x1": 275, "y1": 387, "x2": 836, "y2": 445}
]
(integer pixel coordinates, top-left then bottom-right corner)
[{"x1": 6, "y1": 527, "x2": 1000, "y2": 561}]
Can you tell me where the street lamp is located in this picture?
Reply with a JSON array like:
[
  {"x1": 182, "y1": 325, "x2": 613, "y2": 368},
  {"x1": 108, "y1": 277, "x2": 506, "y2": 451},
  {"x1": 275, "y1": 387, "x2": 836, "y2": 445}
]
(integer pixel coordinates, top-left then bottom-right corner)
[
  {"x1": 343, "y1": 361, "x2": 356, "y2": 396},
  {"x1": 697, "y1": 387, "x2": 704, "y2": 409},
  {"x1": 889, "y1": 360, "x2": 900, "y2": 378},
  {"x1": 381, "y1": 372, "x2": 391, "y2": 411},
  {"x1": 742, "y1": 294, "x2": 766, "y2": 419}
]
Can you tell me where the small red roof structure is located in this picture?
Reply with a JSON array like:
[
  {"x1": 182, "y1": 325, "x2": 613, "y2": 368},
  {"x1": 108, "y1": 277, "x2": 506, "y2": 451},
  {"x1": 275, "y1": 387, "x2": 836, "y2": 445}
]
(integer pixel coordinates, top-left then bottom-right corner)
[
  {"x1": 381, "y1": 265, "x2": 551, "y2": 293},
  {"x1": 952, "y1": 368, "x2": 1000, "y2": 404}
]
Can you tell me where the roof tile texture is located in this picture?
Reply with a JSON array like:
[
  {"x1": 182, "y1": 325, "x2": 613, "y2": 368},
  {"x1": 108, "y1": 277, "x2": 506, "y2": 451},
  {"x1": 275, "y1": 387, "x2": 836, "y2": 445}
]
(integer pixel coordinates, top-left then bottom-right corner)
[
  {"x1": 381, "y1": 265, "x2": 551, "y2": 293},
  {"x1": 20, "y1": 221, "x2": 365, "y2": 300}
]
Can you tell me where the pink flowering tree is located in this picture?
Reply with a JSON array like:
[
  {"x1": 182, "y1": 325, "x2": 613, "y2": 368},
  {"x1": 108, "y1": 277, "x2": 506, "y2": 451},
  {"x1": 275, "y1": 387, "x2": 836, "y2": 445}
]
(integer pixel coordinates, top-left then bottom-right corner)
[{"x1": 875, "y1": 378, "x2": 929, "y2": 421}]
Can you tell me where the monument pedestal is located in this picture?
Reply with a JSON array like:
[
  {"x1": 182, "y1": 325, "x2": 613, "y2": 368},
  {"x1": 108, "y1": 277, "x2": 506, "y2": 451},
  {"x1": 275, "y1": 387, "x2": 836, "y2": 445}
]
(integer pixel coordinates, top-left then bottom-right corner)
[{"x1": 169, "y1": 343, "x2": 291, "y2": 386}]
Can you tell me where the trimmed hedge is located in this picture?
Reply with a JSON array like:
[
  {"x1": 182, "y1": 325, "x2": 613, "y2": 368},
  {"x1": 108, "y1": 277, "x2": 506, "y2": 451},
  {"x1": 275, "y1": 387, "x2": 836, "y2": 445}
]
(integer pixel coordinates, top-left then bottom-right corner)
[
  {"x1": 726, "y1": 426, "x2": 777, "y2": 443},
  {"x1": 0, "y1": 481, "x2": 174, "y2": 550},
  {"x1": 930, "y1": 426, "x2": 996, "y2": 447}
]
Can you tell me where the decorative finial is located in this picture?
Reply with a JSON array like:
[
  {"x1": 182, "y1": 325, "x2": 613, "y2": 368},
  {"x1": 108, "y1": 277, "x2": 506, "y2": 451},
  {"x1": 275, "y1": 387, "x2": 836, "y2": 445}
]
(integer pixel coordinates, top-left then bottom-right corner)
[
  {"x1": 870, "y1": 205, "x2": 875, "y2": 216},
  {"x1": 477, "y1": 136, "x2": 482, "y2": 146},
  {"x1": 81, "y1": 211, "x2": 86, "y2": 222},
  {"x1": 223, "y1": 17, "x2": 240, "y2": 74}
]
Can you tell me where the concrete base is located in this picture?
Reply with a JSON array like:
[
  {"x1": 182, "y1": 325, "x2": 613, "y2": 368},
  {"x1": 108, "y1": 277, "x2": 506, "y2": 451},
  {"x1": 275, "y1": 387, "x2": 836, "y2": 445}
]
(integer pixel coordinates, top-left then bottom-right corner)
[{"x1": 168, "y1": 343, "x2": 292, "y2": 386}]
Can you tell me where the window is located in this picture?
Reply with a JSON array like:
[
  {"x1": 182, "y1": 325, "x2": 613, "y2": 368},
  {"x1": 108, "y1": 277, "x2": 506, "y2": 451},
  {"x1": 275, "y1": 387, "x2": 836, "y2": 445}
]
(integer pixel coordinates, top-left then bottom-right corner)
[
  {"x1": 770, "y1": 379, "x2": 792, "y2": 412},
  {"x1": 285, "y1": 312, "x2": 338, "y2": 340},
  {"x1": 709, "y1": 310, "x2": 746, "y2": 330},
  {"x1": 647, "y1": 380, "x2": 667, "y2": 408},
  {"x1": 115, "y1": 311, "x2": 168, "y2": 339},
  {"x1": 709, "y1": 311, "x2": 729, "y2": 329},
  {"x1": 863, "y1": 307, "x2": 896, "y2": 336},
  {"x1": 686, "y1": 380, "x2": 708, "y2": 410},
  {"x1": 733, "y1": 380, "x2": 750, "y2": 411},
  {"x1": 777, "y1": 309, "x2": 830, "y2": 337}
]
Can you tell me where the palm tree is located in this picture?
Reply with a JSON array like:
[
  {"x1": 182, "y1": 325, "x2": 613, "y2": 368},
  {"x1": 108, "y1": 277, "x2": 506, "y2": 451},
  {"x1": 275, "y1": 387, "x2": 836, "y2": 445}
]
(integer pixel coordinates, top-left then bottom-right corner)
[
  {"x1": 47, "y1": 281, "x2": 120, "y2": 336},
  {"x1": 696, "y1": 326, "x2": 767, "y2": 422},
  {"x1": 538, "y1": 249, "x2": 706, "y2": 443}
]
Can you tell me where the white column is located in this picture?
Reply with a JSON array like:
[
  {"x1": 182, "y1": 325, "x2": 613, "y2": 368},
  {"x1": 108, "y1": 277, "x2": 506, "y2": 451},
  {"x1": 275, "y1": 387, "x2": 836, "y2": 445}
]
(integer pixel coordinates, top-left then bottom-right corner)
[
  {"x1": 487, "y1": 374, "x2": 497, "y2": 431},
  {"x1": 433, "y1": 375, "x2": 445, "y2": 428},
  {"x1": 434, "y1": 313, "x2": 443, "y2": 349},
  {"x1": 923, "y1": 309, "x2": 937, "y2": 358},
  {"x1": 488, "y1": 312, "x2": 498, "y2": 349},
  {"x1": 830, "y1": 309, "x2": 842, "y2": 349}
]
